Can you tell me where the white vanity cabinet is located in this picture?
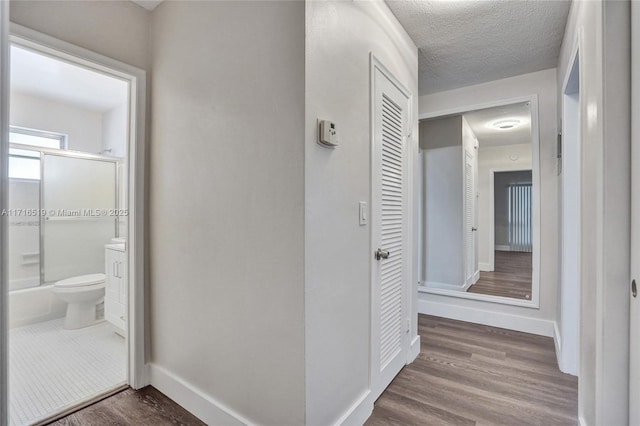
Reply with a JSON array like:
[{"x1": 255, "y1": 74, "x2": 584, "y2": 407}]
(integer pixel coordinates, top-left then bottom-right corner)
[{"x1": 105, "y1": 243, "x2": 127, "y2": 336}]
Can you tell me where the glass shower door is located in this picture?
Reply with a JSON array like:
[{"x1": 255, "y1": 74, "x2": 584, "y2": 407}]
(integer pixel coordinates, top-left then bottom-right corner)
[{"x1": 41, "y1": 154, "x2": 118, "y2": 283}]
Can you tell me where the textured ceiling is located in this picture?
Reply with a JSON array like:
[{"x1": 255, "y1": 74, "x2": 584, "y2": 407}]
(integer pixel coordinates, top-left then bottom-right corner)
[
  {"x1": 463, "y1": 102, "x2": 531, "y2": 148},
  {"x1": 385, "y1": 0, "x2": 571, "y2": 95}
]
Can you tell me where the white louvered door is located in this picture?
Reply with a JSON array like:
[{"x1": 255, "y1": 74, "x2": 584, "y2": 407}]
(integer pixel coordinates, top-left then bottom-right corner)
[
  {"x1": 464, "y1": 151, "x2": 475, "y2": 285},
  {"x1": 371, "y1": 64, "x2": 410, "y2": 401}
]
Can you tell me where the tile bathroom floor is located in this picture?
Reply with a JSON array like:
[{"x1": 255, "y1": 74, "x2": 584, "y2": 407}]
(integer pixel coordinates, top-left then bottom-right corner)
[{"x1": 9, "y1": 319, "x2": 126, "y2": 426}]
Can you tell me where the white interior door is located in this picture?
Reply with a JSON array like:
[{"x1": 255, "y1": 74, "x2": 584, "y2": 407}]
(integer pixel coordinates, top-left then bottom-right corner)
[
  {"x1": 630, "y1": 2, "x2": 640, "y2": 423},
  {"x1": 464, "y1": 150, "x2": 476, "y2": 285},
  {"x1": 371, "y1": 62, "x2": 410, "y2": 401}
]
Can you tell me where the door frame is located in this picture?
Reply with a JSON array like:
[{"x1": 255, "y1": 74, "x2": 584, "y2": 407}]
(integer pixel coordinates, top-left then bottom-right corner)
[
  {"x1": 418, "y1": 94, "x2": 540, "y2": 309},
  {"x1": 630, "y1": 0, "x2": 640, "y2": 422},
  {"x1": 463, "y1": 147, "x2": 479, "y2": 287},
  {"x1": 559, "y1": 36, "x2": 581, "y2": 377},
  {"x1": 369, "y1": 53, "x2": 415, "y2": 401},
  {"x1": 488, "y1": 167, "x2": 533, "y2": 272},
  {"x1": 0, "y1": 2, "x2": 10, "y2": 424},
  {"x1": 5, "y1": 24, "x2": 148, "y2": 395}
]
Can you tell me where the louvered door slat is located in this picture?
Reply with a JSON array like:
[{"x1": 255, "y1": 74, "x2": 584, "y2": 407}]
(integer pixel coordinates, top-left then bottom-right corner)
[
  {"x1": 378, "y1": 91, "x2": 404, "y2": 370},
  {"x1": 372, "y1": 63, "x2": 410, "y2": 401}
]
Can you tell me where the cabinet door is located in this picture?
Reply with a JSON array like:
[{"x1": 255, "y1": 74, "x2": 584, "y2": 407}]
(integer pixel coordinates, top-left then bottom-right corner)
[
  {"x1": 105, "y1": 248, "x2": 125, "y2": 333},
  {"x1": 105, "y1": 249, "x2": 119, "y2": 302},
  {"x1": 118, "y1": 252, "x2": 128, "y2": 305}
]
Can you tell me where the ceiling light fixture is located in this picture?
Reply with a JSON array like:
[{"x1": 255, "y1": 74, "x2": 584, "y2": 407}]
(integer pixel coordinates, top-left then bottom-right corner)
[{"x1": 492, "y1": 119, "x2": 521, "y2": 130}]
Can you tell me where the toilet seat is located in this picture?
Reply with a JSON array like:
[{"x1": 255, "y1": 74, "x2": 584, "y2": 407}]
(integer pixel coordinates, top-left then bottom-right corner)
[{"x1": 55, "y1": 273, "x2": 105, "y2": 289}]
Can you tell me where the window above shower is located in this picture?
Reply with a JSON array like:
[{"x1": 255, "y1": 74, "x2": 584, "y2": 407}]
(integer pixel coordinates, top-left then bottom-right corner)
[
  {"x1": 10, "y1": 126, "x2": 67, "y2": 150},
  {"x1": 8, "y1": 126, "x2": 67, "y2": 180}
]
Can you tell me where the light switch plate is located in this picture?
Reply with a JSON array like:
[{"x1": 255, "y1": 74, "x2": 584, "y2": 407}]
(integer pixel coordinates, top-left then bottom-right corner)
[{"x1": 359, "y1": 201, "x2": 368, "y2": 226}]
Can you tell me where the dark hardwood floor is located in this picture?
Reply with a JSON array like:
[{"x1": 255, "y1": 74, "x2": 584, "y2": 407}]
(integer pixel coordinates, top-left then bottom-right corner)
[
  {"x1": 366, "y1": 315, "x2": 578, "y2": 426},
  {"x1": 48, "y1": 386, "x2": 205, "y2": 426},
  {"x1": 468, "y1": 250, "x2": 533, "y2": 300},
  {"x1": 47, "y1": 315, "x2": 577, "y2": 426}
]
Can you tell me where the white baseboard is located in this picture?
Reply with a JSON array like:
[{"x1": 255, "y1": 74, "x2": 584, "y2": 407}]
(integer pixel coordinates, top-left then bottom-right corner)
[
  {"x1": 149, "y1": 363, "x2": 250, "y2": 425},
  {"x1": 553, "y1": 321, "x2": 563, "y2": 370},
  {"x1": 408, "y1": 335, "x2": 420, "y2": 363},
  {"x1": 336, "y1": 390, "x2": 373, "y2": 426},
  {"x1": 495, "y1": 245, "x2": 511, "y2": 251},
  {"x1": 338, "y1": 335, "x2": 419, "y2": 426},
  {"x1": 553, "y1": 323, "x2": 578, "y2": 376},
  {"x1": 425, "y1": 281, "x2": 465, "y2": 291},
  {"x1": 418, "y1": 299, "x2": 554, "y2": 337},
  {"x1": 478, "y1": 262, "x2": 492, "y2": 272}
]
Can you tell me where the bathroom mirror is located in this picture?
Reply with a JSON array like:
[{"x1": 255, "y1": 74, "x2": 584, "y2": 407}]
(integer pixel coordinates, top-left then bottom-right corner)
[{"x1": 418, "y1": 98, "x2": 539, "y2": 307}]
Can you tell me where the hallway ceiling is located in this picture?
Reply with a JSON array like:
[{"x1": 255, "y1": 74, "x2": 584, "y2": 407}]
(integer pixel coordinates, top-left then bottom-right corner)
[
  {"x1": 385, "y1": 0, "x2": 571, "y2": 95},
  {"x1": 463, "y1": 102, "x2": 531, "y2": 148}
]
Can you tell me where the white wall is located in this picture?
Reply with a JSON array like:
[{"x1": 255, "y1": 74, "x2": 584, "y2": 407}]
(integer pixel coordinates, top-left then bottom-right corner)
[
  {"x1": 10, "y1": 0, "x2": 151, "y2": 72},
  {"x1": 477, "y1": 144, "x2": 532, "y2": 268},
  {"x1": 150, "y1": 2, "x2": 305, "y2": 425},
  {"x1": 421, "y1": 116, "x2": 464, "y2": 288},
  {"x1": 102, "y1": 103, "x2": 127, "y2": 158},
  {"x1": 10, "y1": 92, "x2": 103, "y2": 153},
  {"x1": 557, "y1": 1, "x2": 631, "y2": 424},
  {"x1": 418, "y1": 69, "x2": 558, "y2": 333},
  {"x1": 305, "y1": 1, "x2": 418, "y2": 424},
  {"x1": 424, "y1": 146, "x2": 464, "y2": 287}
]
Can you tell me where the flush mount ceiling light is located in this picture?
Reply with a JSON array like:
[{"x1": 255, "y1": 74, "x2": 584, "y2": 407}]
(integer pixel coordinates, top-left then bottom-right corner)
[{"x1": 491, "y1": 119, "x2": 521, "y2": 130}]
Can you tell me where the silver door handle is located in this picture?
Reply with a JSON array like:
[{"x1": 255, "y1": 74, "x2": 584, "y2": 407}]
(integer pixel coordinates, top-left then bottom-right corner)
[{"x1": 375, "y1": 249, "x2": 390, "y2": 260}]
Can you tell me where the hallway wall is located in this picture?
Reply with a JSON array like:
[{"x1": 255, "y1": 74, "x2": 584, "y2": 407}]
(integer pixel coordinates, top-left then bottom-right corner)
[
  {"x1": 305, "y1": 2, "x2": 419, "y2": 424},
  {"x1": 418, "y1": 69, "x2": 558, "y2": 334},
  {"x1": 150, "y1": 2, "x2": 306, "y2": 425}
]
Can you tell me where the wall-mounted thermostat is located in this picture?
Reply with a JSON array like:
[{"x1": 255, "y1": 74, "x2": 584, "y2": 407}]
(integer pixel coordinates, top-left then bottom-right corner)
[{"x1": 318, "y1": 119, "x2": 338, "y2": 148}]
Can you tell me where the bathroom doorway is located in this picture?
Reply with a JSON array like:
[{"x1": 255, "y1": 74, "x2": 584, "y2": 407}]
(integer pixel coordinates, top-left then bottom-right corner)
[{"x1": 5, "y1": 26, "x2": 146, "y2": 425}]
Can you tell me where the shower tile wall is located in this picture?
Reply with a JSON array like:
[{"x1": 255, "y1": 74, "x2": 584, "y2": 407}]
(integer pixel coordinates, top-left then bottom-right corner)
[{"x1": 8, "y1": 180, "x2": 40, "y2": 291}]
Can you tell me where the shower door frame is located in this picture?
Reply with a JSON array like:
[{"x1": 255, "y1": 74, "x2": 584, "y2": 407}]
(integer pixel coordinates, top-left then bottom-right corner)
[
  {"x1": 5, "y1": 23, "x2": 149, "y2": 402},
  {"x1": 37, "y1": 148, "x2": 121, "y2": 285}
]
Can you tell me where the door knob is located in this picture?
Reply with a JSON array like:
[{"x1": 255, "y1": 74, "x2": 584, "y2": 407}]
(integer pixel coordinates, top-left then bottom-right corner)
[
  {"x1": 472, "y1": 227, "x2": 477, "y2": 231},
  {"x1": 375, "y1": 248, "x2": 390, "y2": 260},
  {"x1": 633, "y1": 279, "x2": 637, "y2": 298}
]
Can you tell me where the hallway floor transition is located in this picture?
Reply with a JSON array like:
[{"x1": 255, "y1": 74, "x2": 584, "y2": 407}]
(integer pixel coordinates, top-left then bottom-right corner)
[{"x1": 366, "y1": 314, "x2": 578, "y2": 426}]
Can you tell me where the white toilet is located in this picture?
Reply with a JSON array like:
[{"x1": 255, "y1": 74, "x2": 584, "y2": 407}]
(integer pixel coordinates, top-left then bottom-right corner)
[{"x1": 53, "y1": 273, "x2": 106, "y2": 330}]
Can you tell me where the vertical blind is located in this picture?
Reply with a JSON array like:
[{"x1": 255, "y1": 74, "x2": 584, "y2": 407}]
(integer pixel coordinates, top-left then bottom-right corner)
[{"x1": 508, "y1": 183, "x2": 533, "y2": 252}]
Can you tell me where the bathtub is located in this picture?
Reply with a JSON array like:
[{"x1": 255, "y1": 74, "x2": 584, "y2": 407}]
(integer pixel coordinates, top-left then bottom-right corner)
[{"x1": 9, "y1": 284, "x2": 67, "y2": 329}]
